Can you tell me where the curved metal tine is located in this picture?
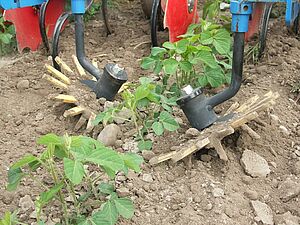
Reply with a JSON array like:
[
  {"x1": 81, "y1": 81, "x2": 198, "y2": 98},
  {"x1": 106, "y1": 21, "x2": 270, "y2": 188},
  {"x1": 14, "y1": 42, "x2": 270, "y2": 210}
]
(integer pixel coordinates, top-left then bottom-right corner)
[
  {"x1": 258, "y1": 3, "x2": 273, "y2": 59},
  {"x1": 38, "y1": 0, "x2": 50, "y2": 53},
  {"x1": 52, "y1": 12, "x2": 70, "y2": 71},
  {"x1": 102, "y1": 0, "x2": 112, "y2": 35},
  {"x1": 150, "y1": 0, "x2": 160, "y2": 46}
]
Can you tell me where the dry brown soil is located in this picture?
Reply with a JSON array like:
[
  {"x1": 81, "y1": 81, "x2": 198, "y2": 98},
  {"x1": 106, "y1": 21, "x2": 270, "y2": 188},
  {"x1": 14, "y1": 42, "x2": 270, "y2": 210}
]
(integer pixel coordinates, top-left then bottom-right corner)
[{"x1": 0, "y1": 1, "x2": 299, "y2": 225}]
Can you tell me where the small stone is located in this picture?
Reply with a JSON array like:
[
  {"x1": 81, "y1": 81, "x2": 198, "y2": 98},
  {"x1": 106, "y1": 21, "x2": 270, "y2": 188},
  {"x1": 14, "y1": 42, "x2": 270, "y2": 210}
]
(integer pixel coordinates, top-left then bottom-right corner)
[
  {"x1": 278, "y1": 178, "x2": 300, "y2": 202},
  {"x1": 2, "y1": 192, "x2": 14, "y2": 204},
  {"x1": 241, "y1": 150, "x2": 271, "y2": 177},
  {"x1": 166, "y1": 174, "x2": 175, "y2": 182},
  {"x1": 116, "y1": 187, "x2": 130, "y2": 197},
  {"x1": 115, "y1": 140, "x2": 123, "y2": 148},
  {"x1": 97, "y1": 124, "x2": 121, "y2": 146},
  {"x1": 295, "y1": 150, "x2": 300, "y2": 157},
  {"x1": 244, "y1": 190, "x2": 259, "y2": 200},
  {"x1": 193, "y1": 196, "x2": 201, "y2": 203},
  {"x1": 103, "y1": 101, "x2": 114, "y2": 110},
  {"x1": 292, "y1": 161, "x2": 300, "y2": 175},
  {"x1": 205, "y1": 203, "x2": 213, "y2": 211},
  {"x1": 175, "y1": 117, "x2": 184, "y2": 126},
  {"x1": 116, "y1": 175, "x2": 127, "y2": 182},
  {"x1": 142, "y1": 174, "x2": 153, "y2": 183},
  {"x1": 274, "y1": 211, "x2": 300, "y2": 225},
  {"x1": 212, "y1": 187, "x2": 224, "y2": 198},
  {"x1": 142, "y1": 150, "x2": 155, "y2": 161},
  {"x1": 113, "y1": 108, "x2": 132, "y2": 124},
  {"x1": 17, "y1": 80, "x2": 30, "y2": 89},
  {"x1": 98, "y1": 97, "x2": 107, "y2": 105},
  {"x1": 19, "y1": 195, "x2": 34, "y2": 211},
  {"x1": 122, "y1": 139, "x2": 139, "y2": 153},
  {"x1": 35, "y1": 112, "x2": 44, "y2": 121},
  {"x1": 279, "y1": 125, "x2": 290, "y2": 136},
  {"x1": 185, "y1": 128, "x2": 200, "y2": 137},
  {"x1": 270, "y1": 114, "x2": 280, "y2": 125},
  {"x1": 251, "y1": 200, "x2": 274, "y2": 225},
  {"x1": 241, "y1": 175, "x2": 253, "y2": 185},
  {"x1": 200, "y1": 154, "x2": 212, "y2": 162}
]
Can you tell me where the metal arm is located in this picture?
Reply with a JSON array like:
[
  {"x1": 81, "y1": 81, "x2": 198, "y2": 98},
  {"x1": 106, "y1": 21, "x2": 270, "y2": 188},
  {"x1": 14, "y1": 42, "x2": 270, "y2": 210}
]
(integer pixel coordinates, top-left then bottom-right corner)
[{"x1": 0, "y1": 0, "x2": 46, "y2": 10}]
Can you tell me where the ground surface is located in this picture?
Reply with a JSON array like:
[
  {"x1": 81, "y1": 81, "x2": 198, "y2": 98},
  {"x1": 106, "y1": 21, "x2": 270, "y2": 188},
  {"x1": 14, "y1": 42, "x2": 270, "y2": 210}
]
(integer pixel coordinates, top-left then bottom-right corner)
[{"x1": 0, "y1": 1, "x2": 300, "y2": 225}]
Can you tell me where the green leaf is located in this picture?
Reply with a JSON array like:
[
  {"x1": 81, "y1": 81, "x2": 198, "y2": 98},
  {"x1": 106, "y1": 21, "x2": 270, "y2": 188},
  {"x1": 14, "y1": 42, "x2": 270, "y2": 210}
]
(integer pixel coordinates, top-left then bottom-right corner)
[
  {"x1": 152, "y1": 121, "x2": 164, "y2": 136},
  {"x1": 194, "y1": 50, "x2": 218, "y2": 68},
  {"x1": 114, "y1": 198, "x2": 134, "y2": 219},
  {"x1": 92, "y1": 201, "x2": 118, "y2": 225},
  {"x1": 204, "y1": 66, "x2": 225, "y2": 88},
  {"x1": 39, "y1": 183, "x2": 63, "y2": 204},
  {"x1": 141, "y1": 57, "x2": 156, "y2": 70},
  {"x1": 179, "y1": 61, "x2": 193, "y2": 73},
  {"x1": 162, "y1": 41, "x2": 176, "y2": 50},
  {"x1": 11, "y1": 155, "x2": 39, "y2": 169},
  {"x1": 122, "y1": 153, "x2": 144, "y2": 173},
  {"x1": 138, "y1": 140, "x2": 153, "y2": 151},
  {"x1": 54, "y1": 146, "x2": 68, "y2": 159},
  {"x1": 63, "y1": 158, "x2": 85, "y2": 185},
  {"x1": 213, "y1": 29, "x2": 231, "y2": 55},
  {"x1": 159, "y1": 111, "x2": 179, "y2": 132},
  {"x1": 135, "y1": 85, "x2": 150, "y2": 101},
  {"x1": 139, "y1": 77, "x2": 153, "y2": 85},
  {"x1": 151, "y1": 47, "x2": 166, "y2": 56},
  {"x1": 99, "y1": 182, "x2": 115, "y2": 195},
  {"x1": 153, "y1": 60, "x2": 163, "y2": 74},
  {"x1": 175, "y1": 39, "x2": 188, "y2": 54},
  {"x1": 0, "y1": 211, "x2": 20, "y2": 225},
  {"x1": 200, "y1": 31, "x2": 213, "y2": 45},
  {"x1": 0, "y1": 33, "x2": 12, "y2": 44},
  {"x1": 7, "y1": 168, "x2": 25, "y2": 191},
  {"x1": 37, "y1": 134, "x2": 62, "y2": 146},
  {"x1": 87, "y1": 147, "x2": 124, "y2": 173},
  {"x1": 163, "y1": 58, "x2": 178, "y2": 75},
  {"x1": 198, "y1": 74, "x2": 209, "y2": 87}
]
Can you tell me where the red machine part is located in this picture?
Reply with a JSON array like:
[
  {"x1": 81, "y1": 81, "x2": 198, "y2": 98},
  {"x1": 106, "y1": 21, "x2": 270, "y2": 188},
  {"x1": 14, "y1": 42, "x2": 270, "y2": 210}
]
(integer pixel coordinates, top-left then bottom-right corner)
[
  {"x1": 163, "y1": 0, "x2": 199, "y2": 42},
  {"x1": 245, "y1": 3, "x2": 264, "y2": 41},
  {"x1": 4, "y1": 0, "x2": 66, "y2": 52}
]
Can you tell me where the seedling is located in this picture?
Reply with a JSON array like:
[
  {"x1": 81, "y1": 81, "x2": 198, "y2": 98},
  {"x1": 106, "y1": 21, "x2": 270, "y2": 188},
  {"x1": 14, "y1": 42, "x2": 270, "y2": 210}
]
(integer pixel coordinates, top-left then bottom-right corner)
[
  {"x1": 0, "y1": 13, "x2": 16, "y2": 55},
  {"x1": 141, "y1": 20, "x2": 232, "y2": 92},
  {"x1": 6, "y1": 134, "x2": 143, "y2": 225},
  {"x1": 94, "y1": 77, "x2": 179, "y2": 151}
]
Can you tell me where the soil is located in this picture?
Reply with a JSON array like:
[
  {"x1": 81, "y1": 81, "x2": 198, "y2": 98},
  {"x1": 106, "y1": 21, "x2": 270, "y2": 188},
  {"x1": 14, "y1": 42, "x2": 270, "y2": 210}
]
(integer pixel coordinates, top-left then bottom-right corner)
[{"x1": 0, "y1": 1, "x2": 300, "y2": 225}]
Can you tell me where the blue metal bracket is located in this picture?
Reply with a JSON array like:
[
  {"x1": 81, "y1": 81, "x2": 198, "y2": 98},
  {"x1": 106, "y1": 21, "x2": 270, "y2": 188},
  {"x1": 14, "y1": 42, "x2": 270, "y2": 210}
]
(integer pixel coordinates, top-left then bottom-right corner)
[
  {"x1": 235, "y1": 0, "x2": 300, "y2": 28},
  {"x1": 0, "y1": 0, "x2": 46, "y2": 10},
  {"x1": 71, "y1": 0, "x2": 86, "y2": 14},
  {"x1": 0, "y1": 0, "x2": 87, "y2": 14},
  {"x1": 230, "y1": 0, "x2": 253, "y2": 32}
]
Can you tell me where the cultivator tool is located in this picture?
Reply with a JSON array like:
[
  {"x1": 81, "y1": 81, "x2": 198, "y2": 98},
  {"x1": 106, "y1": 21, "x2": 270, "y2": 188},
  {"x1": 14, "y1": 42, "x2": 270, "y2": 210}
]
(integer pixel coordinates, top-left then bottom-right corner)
[
  {"x1": 174, "y1": 0, "x2": 298, "y2": 133},
  {"x1": 1, "y1": 0, "x2": 125, "y2": 101},
  {"x1": 141, "y1": 0, "x2": 198, "y2": 46},
  {"x1": 43, "y1": 55, "x2": 127, "y2": 132},
  {"x1": 243, "y1": 0, "x2": 300, "y2": 57}
]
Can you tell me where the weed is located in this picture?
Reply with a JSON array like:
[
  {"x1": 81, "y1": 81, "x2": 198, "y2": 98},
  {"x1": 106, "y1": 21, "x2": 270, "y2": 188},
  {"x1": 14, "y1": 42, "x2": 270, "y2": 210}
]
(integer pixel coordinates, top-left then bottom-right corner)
[
  {"x1": 94, "y1": 77, "x2": 179, "y2": 151},
  {"x1": 141, "y1": 20, "x2": 232, "y2": 91},
  {"x1": 0, "y1": 13, "x2": 17, "y2": 56},
  {"x1": 6, "y1": 134, "x2": 143, "y2": 224}
]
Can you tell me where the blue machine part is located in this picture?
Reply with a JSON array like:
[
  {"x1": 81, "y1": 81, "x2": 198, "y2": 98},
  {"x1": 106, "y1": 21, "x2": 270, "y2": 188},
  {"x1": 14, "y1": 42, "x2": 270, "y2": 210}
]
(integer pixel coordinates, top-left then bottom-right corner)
[
  {"x1": 71, "y1": 0, "x2": 86, "y2": 14},
  {"x1": 230, "y1": 0, "x2": 253, "y2": 32},
  {"x1": 244, "y1": 0, "x2": 300, "y2": 27},
  {"x1": 0, "y1": 0, "x2": 46, "y2": 10},
  {"x1": 285, "y1": 0, "x2": 300, "y2": 26}
]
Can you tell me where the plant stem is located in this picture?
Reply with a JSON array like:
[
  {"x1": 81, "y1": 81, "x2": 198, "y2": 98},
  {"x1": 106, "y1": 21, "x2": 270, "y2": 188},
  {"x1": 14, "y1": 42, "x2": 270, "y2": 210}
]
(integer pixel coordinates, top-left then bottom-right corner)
[
  {"x1": 86, "y1": 175, "x2": 98, "y2": 199},
  {"x1": 48, "y1": 160, "x2": 69, "y2": 225}
]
